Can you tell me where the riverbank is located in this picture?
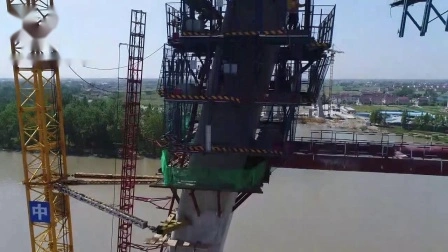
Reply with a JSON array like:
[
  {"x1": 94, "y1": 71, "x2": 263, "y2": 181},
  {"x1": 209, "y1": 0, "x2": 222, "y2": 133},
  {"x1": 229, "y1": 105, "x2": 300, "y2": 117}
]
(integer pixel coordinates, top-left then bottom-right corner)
[{"x1": 348, "y1": 105, "x2": 448, "y2": 143}]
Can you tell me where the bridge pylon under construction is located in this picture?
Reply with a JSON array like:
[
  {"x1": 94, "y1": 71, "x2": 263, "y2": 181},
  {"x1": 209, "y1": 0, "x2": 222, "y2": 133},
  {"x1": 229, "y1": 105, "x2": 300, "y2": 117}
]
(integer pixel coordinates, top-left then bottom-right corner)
[{"x1": 153, "y1": 0, "x2": 335, "y2": 212}]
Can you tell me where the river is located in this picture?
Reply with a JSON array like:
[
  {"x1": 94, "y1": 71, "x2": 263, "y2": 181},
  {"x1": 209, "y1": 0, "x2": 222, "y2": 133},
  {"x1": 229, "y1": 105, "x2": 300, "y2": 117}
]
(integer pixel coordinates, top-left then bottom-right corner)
[{"x1": 1, "y1": 129, "x2": 448, "y2": 251}]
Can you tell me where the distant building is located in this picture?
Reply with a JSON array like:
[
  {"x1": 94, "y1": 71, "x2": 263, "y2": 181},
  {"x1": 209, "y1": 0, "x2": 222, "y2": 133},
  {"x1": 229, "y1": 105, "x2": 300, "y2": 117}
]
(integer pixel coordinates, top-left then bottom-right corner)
[
  {"x1": 396, "y1": 96, "x2": 410, "y2": 105},
  {"x1": 340, "y1": 106, "x2": 356, "y2": 114},
  {"x1": 332, "y1": 93, "x2": 359, "y2": 104},
  {"x1": 416, "y1": 97, "x2": 429, "y2": 106},
  {"x1": 357, "y1": 92, "x2": 384, "y2": 105},
  {"x1": 383, "y1": 94, "x2": 397, "y2": 105}
]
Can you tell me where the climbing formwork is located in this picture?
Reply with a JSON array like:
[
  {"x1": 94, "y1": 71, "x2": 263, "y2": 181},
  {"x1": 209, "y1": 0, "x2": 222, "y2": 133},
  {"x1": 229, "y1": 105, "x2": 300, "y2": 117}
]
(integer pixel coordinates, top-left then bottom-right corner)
[
  {"x1": 152, "y1": 2, "x2": 336, "y2": 231},
  {"x1": 155, "y1": 0, "x2": 336, "y2": 191}
]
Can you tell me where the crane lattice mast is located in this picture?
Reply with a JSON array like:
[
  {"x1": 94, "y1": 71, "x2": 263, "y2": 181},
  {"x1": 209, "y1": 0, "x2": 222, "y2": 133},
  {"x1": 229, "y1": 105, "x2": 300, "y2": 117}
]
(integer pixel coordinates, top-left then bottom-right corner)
[
  {"x1": 6, "y1": 0, "x2": 74, "y2": 251},
  {"x1": 117, "y1": 9, "x2": 147, "y2": 252},
  {"x1": 327, "y1": 47, "x2": 343, "y2": 115}
]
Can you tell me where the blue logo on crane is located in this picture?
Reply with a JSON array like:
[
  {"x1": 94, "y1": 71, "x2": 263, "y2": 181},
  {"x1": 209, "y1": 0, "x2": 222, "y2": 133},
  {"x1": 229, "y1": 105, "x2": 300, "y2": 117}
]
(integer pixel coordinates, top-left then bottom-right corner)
[{"x1": 29, "y1": 201, "x2": 50, "y2": 223}]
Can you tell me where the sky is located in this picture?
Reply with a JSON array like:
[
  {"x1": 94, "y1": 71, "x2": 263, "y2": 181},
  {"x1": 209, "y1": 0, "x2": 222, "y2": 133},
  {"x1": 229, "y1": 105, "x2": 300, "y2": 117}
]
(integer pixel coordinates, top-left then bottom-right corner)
[{"x1": 0, "y1": 0, "x2": 447, "y2": 79}]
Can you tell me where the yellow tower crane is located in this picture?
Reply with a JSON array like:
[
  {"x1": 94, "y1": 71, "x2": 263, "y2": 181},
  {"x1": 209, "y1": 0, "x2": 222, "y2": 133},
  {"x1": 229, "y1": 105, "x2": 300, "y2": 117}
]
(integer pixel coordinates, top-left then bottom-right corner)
[{"x1": 6, "y1": 1, "x2": 74, "y2": 251}]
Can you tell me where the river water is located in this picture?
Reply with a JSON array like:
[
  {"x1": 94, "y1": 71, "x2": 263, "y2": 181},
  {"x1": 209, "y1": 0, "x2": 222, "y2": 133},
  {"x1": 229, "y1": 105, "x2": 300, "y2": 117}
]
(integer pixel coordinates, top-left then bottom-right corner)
[{"x1": 1, "y1": 129, "x2": 448, "y2": 251}]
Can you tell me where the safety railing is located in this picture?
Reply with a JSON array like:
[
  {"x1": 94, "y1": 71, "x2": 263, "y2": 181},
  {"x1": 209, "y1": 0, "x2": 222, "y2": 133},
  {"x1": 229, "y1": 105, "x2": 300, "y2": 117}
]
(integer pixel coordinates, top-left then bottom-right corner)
[
  {"x1": 166, "y1": 1, "x2": 226, "y2": 40},
  {"x1": 163, "y1": 102, "x2": 197, "y2": 145},
  {"x1": 157, "y1": 45, "x2": 171, "y2": 96},
  {"x1": 306, "y1": 57, "x2": 330, "y2": 102},
  {"x1": 276, "y1": 130, "x2": 448, "y2": 159},
  {"x1": 316, "y1": 5, "x2": 336, "y2": 45},
  {"x1": 166, "y1": 3, "x2": 182, "y2": 41},
  {"x1": 285, "y1": 141, "x2": 448, "y2": 160},
  {"x1": 303, "y1": 5, "x2": 336, "y2": 43},
  {"x1": 303, "y1": 130, "x2": 448, "y2": 146},
  {"x1": 159, "y1": 46, "x2": 205, "y2": 98},
  {"x1": 167, "y1": 1, "x2": 333, "y2": 41},
  {"x1": 305, "y1": 130, "x2": 406, "y2": 145}
]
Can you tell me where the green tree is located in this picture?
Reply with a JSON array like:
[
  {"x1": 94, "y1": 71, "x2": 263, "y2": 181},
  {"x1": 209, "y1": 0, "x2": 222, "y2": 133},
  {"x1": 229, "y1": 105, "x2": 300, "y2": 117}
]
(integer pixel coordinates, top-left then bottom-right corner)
[
  {"x1": 139, "y1": 104, "x2": 164, "y2": 157},
  {"x1": 370, "y1": 109, "x2": 384, "y2": 125},
  {"x1": 401, "y1": 110, "x2": 409, "y2": 129},
  {"x1": 424, "y1": 89, "x2": 438, "y2": 105},
  {"x1": 394, "y1": 86, "x2": 415, "y2": 98},
  {"x1": 0, "y1": 103, "x2": 19, "y2": 148},
  {"x1": 434, "y1": 114, "x2": 446, "y2": 128},
  {"x1": 0, "y1": 83, "x2": 165, "y2": 157}
]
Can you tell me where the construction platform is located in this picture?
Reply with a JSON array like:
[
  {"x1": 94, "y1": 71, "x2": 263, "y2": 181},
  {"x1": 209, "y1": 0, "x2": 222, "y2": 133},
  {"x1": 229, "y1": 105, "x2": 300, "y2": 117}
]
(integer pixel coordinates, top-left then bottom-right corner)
[{"x1": 161, "y1": 92, "x2": 316, "y2": 106}]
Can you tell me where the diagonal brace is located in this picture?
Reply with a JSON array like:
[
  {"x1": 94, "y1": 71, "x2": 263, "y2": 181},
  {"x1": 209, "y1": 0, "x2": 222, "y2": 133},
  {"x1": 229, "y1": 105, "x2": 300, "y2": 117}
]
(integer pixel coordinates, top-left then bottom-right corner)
[{"x1": 393, "y1": 0, "x2": 448, "y2": 37}]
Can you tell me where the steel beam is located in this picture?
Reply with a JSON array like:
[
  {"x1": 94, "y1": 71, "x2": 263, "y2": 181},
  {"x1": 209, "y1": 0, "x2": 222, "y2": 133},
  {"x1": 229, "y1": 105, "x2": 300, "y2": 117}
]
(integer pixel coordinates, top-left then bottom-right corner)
[
  {"x1": 274, "y1": 153, "x2": 448, "y2": 176},
  {"x1": 391, "y1": 0, "x2": 448, "y2": 37}
]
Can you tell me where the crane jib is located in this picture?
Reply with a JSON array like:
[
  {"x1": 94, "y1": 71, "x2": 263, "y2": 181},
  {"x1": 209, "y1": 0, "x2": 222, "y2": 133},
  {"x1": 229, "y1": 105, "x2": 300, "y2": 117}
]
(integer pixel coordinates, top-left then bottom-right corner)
[{"x1": 54, "y1": 184, "x2": 155, "y2": 231}]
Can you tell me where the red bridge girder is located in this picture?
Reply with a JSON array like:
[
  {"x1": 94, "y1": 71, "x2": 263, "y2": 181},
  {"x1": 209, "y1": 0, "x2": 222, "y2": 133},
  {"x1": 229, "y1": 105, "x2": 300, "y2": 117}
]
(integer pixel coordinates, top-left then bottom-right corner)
[
  {"x1": 268, "y1": 141, "x2": 448, "y2": 176},
  {"x1": 283, "y1": 141, "x2": 448, "y2": 159},
  {"x1": 271, "y1": 154, "x2": 448, "y2": 176}
]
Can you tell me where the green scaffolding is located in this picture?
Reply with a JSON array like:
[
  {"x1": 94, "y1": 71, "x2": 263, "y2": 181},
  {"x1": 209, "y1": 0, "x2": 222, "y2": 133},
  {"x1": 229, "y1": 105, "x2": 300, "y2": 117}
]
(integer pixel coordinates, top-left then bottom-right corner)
[{"x1": 161, "y1": 150, "x2": 266, "y2": 191}]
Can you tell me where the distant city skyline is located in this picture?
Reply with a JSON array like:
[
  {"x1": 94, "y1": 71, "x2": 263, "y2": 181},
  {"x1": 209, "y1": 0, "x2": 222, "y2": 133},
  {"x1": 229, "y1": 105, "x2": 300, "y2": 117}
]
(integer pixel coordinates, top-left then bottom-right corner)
[{"x1": 0, "y1": 1, "x2": 447, "y2": 79}]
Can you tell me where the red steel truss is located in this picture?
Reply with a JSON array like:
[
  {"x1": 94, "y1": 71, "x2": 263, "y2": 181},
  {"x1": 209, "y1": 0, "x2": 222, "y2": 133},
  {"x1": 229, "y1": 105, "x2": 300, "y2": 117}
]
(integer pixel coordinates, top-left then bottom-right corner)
[
  {"x1": 117, "y1": 9, "x2": 147, "y2": 252},
  {"x1": 271, "y1": 131, "x2": 448, "y2": 176}
]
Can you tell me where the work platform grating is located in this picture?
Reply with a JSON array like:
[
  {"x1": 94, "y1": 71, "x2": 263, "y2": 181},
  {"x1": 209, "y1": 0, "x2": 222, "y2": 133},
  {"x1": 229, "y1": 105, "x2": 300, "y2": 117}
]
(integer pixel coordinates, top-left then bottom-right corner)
[
  {"x1": 160, "y1": 93, "x2": 314, "y2": 106},
  {"x1": 161, "y1": 130, "x2": 448, "y2": 159},
  {"x1": 173, "y1": 30, "x2": 330, "y2": 47}
]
